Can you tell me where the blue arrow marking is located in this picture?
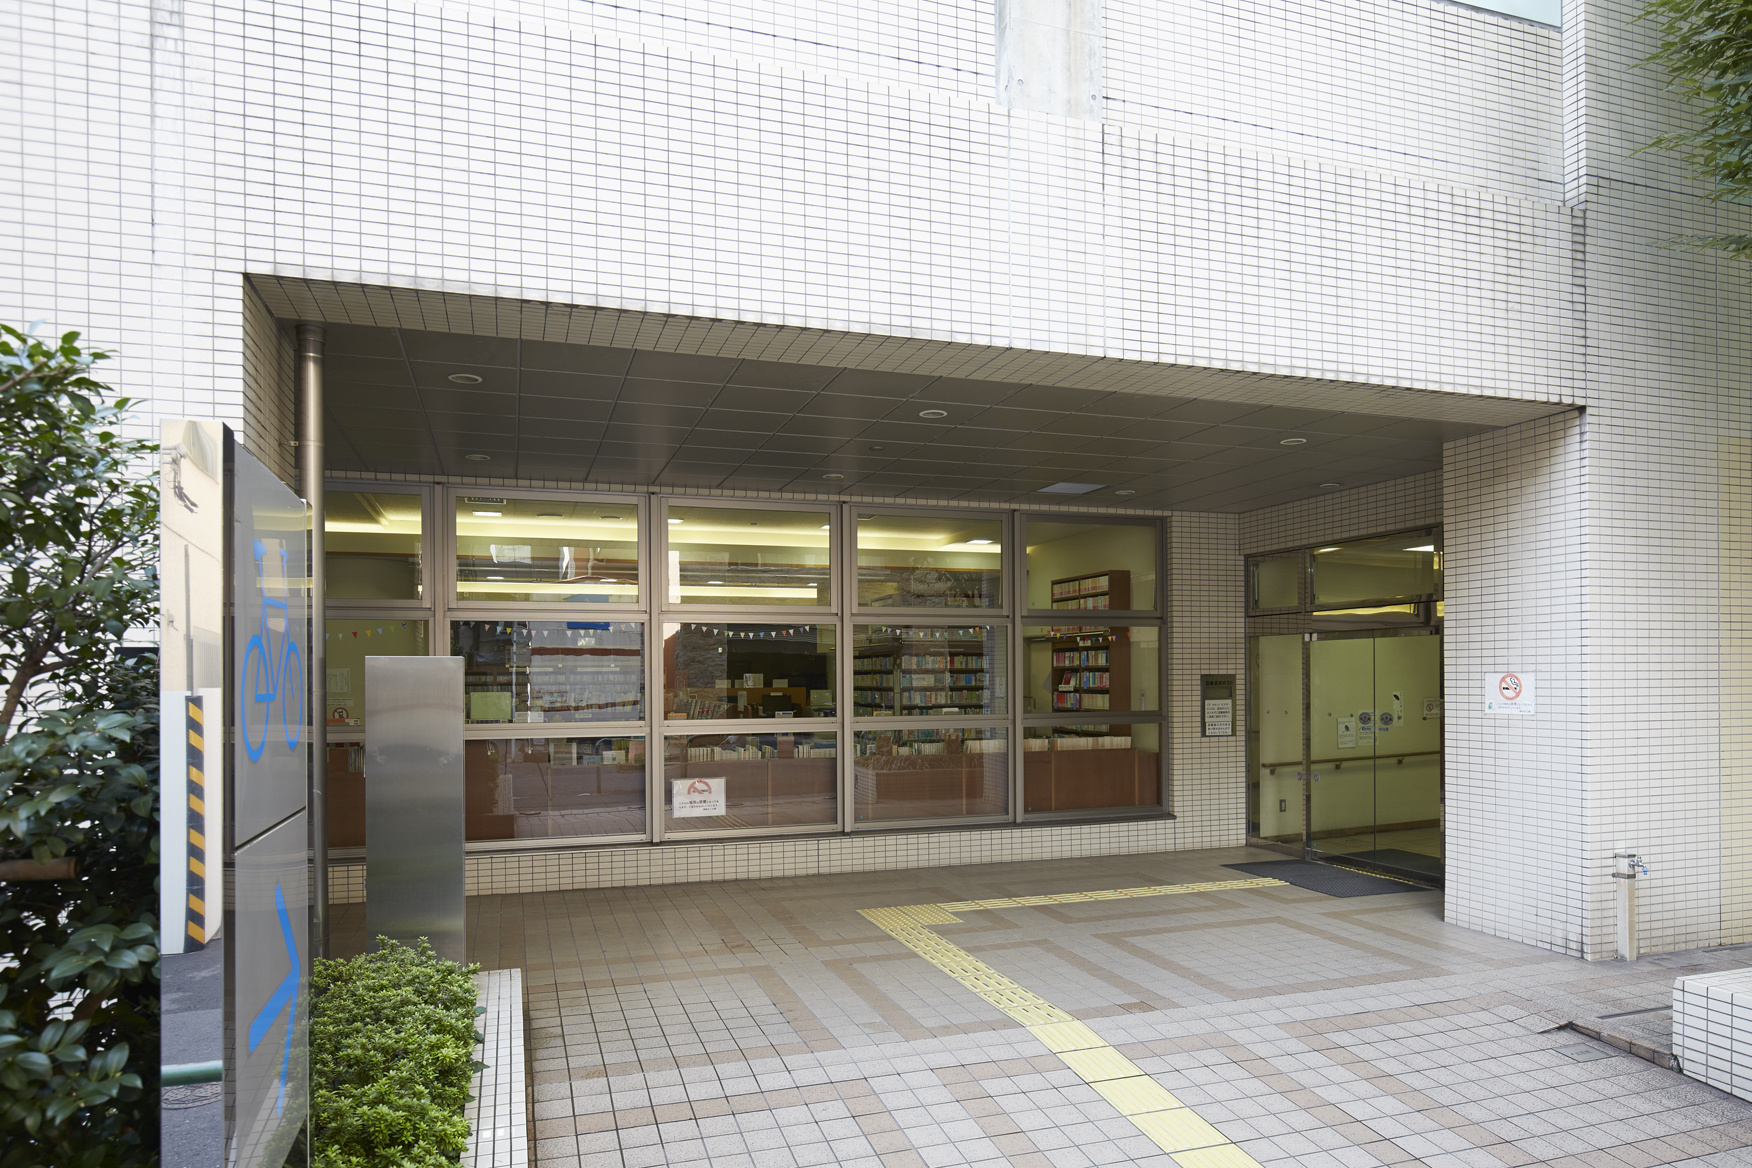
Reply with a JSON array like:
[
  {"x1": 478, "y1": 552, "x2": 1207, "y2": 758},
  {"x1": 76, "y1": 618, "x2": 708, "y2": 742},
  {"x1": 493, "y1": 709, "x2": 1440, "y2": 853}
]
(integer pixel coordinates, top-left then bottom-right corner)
[{"x1": 247, "y1": 882, "x2": 302, "y2": 1117}]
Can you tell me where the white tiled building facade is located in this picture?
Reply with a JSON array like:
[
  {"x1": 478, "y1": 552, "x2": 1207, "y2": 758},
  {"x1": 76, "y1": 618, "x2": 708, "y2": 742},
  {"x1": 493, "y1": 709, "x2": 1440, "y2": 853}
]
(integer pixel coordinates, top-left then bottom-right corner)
[{"x1": 9, "y1": 0, "x2": 1747, "y2": 960}]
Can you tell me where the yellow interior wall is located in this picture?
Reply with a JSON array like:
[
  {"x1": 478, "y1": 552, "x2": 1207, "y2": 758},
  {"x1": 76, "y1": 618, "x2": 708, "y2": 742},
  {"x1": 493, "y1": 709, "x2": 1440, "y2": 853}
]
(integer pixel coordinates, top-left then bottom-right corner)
[{"x1": 1026, "y1": 523, "x2": 1158, "y2": 609}]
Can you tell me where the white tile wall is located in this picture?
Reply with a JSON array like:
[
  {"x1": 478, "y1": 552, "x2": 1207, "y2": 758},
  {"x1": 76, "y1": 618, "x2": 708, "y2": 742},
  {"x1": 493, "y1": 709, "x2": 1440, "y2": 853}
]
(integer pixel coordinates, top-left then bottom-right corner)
[{"x1": 11, "y1": 0, "x2": 1750, "y2": 956}]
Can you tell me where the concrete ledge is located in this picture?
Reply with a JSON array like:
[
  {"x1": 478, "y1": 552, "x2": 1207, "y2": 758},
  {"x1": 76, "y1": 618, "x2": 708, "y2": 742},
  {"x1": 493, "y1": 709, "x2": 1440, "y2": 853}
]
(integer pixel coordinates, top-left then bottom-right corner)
[
  {"x1": 1674, "y1": 967, "x2": 1752, "y2": 1098},
  {"x1": 466, "y1": 969, "x2": 528, "y2": 1168}
]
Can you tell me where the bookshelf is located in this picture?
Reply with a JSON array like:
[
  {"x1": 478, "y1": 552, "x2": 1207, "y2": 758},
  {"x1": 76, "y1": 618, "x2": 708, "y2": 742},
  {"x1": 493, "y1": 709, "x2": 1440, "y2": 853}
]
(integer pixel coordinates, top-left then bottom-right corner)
[
  {"x1": 1048, "y1": 568, "x2": 1130, "y2": 612},
  {"x1": 851, "y1": 628, "x2": 1000, "y2": 715},
  {"x1": 1046, "y1": 627, "x2": 1130, "y2": 714}
]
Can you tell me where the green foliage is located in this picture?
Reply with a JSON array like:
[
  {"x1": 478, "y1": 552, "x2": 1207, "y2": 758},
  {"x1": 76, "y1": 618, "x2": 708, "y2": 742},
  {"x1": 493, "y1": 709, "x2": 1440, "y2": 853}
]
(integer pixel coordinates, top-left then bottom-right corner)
[
  {"x1": 310, "y1": 938, "x2": 483, "y2": 1168},
  {"x1": 1641, "y1": 0, "x2": 1752, "y2": 255},
  {"x1": 0, "y1": 326, "x2": 160, "y2": 1167},
  {"x1": 0, "y1": 663, "x2": 160, "y2": 1166}
]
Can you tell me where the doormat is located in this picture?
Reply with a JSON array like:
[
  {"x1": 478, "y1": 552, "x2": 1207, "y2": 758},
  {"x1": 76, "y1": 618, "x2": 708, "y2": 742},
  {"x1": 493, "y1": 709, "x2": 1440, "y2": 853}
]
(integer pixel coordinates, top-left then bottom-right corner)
[{"x1": 1222, "y1": 859, "x2": 1429, "y2": 898}]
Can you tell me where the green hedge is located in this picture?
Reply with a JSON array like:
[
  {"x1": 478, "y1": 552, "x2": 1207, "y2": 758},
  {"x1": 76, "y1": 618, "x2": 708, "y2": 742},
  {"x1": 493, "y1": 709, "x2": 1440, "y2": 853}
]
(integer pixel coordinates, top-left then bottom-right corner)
[{"x1": 310, "y1": 938, "x2": 483, "y2": 1168}]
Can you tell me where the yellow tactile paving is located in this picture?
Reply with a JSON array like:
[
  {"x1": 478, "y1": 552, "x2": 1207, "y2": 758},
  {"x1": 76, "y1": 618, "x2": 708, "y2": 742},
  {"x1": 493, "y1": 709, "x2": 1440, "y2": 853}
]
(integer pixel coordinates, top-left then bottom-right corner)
[{"x1": 861, "y1": 877, "x2": 1284, "y2": 1167}]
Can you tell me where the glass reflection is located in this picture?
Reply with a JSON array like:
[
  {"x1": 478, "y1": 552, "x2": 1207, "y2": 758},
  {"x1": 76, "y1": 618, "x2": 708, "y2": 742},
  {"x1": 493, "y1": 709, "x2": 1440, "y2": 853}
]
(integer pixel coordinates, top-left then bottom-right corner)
[
  {"x1": 465, "y1": 737, "x2": 646, "y2": 841},
  {"x1": 1025, "y1": 519, "x2": 1158, "y2": 611},
  {"x1": 663, "y1": 623, "x2": 835, "y2": 719},
  {"x1": 662, "y1": 732, "x2": 838, "y2": 832},
  {"x1": 856, "y1": 513, "x2": 1002, "y2": 608},
  {"x1": 452, "y1": 621, "x2": 644, "y2": 724},
  {"x1": 666, "y1": 505, "x2": 831, "y2": 606},
  {"x1": 327, "y1": 490, "x2": 423, "y2": 600},
  {"x1": 853, "y1": 727, "x2": 1007, "y2": 822},
  {"x1": 1311, "y1": 531, "x2": 1440, "y2": 608},
  {"x1": 455, "y1": 497, "x2": 639, "y2": 604},
  {"x1": 324, "y1": 619, "x2": 428, "y2": 732}
]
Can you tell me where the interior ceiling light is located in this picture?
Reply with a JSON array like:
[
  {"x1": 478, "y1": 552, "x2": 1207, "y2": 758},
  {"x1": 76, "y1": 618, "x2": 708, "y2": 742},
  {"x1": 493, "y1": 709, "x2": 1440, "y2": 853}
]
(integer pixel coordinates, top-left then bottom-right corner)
[
  {"x1": 918, "y1": 409, "x2": 948, "y2": 419},
  {"x1": 707, "y1": 580, "x2": 724, "y2": 584},
  {"x1": 464, "y1": 453, "x2": 492, "y2": 461},
  {"x1": 448, "y1": 373, "x2": 483, "y2": 384},
  {"x1": 819, "y1": 524, "x2": 831, "y2": 530},
  {"x1": 538, "y1": 511, "x2": 563, "y2": 517},
  {"x1": 472, "y1": 510, "x2": 502, "y2": 517},
  {"x1": 486, "y1": 575, "x2": 504, "y2": 580},
  {"x1": 1315, "y1": 546, "x2": 1341, "y2": 553},
  {"x1": 600, "y1": 578, "x2": 618, "y2": 582},
  {"x1": 1279, "y1": 437, "x2": 1308, "y2": 446},
  {"x1": 1405, "y1": 544, "x2": 1436, "y2": 552},
  {"x1": 966, "y1": 538, "x2": 994, "y2": 545},
  {"x1": 1038, "y1": 482, "x2": 1103, "y2": 495},
  {"x1": 667, "y1": 517, "x2": 683, "y2": 524}
]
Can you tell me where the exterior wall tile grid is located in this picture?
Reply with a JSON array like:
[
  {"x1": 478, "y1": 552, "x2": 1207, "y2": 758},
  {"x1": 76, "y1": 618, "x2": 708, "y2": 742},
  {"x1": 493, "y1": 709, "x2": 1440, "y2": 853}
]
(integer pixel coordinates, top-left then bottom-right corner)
[
  {"x1": 12, "y1": 0, "x2": 1752, "y2": 957},
  {"x1": 1166, "y1": 512, "x2": 1246, "y2": 847}
]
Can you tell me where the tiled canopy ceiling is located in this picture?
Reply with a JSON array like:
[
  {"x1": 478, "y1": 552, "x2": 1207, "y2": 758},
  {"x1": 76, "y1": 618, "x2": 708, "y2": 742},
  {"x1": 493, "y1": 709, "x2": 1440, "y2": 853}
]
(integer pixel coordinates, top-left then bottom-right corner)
[{"x1": 321, "y1": 324, "x2": 1511, "y2": 511}]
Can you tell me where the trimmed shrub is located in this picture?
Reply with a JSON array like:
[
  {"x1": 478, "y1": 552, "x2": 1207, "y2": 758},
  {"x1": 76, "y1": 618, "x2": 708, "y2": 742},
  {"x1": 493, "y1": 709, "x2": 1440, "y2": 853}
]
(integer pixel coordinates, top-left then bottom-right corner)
[{"x1": 310, "y1": 938, "x2": 483, "y2": 1168}]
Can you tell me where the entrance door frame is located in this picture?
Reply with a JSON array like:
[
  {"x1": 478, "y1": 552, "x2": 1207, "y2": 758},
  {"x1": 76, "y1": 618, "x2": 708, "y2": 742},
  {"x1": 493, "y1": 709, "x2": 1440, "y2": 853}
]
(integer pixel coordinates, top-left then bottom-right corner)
[{"x1": 1243, "y1": 527, "x2": 1443, "y2": 885}]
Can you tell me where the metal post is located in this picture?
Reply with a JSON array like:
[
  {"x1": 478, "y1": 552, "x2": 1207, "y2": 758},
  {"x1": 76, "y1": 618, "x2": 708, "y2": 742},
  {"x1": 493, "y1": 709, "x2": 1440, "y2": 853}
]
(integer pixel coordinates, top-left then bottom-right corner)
[
  {"x1": 297, "y1": 324, "x2": 328, "y2": 958},
  {"x1": 1614, "y1": 850, "x2": 1647, "y2": 960}
]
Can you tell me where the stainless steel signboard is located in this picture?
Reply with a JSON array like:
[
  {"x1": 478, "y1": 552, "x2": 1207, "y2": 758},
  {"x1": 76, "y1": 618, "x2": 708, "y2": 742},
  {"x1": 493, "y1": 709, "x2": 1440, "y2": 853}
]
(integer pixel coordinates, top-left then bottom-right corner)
[
  {"x1": 231, "y1": 812, "x2": 310, "y2": 1168},
  {"x1": 160, "y1": 423, "x2": 313, "y2": 1168},
  {"x1": 365, "y1": 656, "x2": 466, "y2": 963}
]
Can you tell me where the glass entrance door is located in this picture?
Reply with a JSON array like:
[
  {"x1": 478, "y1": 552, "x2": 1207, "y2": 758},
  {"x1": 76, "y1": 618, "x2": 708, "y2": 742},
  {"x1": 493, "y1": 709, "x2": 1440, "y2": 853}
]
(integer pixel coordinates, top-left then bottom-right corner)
[{"x1": 1307, "y1": 629, "x2": 1442, "y2": 879}]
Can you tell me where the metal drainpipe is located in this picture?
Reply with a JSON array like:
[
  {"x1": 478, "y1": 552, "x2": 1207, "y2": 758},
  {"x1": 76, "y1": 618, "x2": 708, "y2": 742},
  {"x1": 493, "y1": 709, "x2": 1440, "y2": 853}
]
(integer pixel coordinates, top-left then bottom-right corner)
[{"x1": 298, "y1": 323, "x2": 328, "y2": 958}]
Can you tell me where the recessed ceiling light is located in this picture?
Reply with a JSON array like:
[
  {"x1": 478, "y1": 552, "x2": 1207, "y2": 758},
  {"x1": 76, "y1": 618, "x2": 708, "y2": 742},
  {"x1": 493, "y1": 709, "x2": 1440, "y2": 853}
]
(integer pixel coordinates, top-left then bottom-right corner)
[
  {"x1": 486, "y1": 575, "x2": 504, "y2": 580},
  {"x1": 820, "y1": 524, "x2": 831, "y2": 530},
  {"x1": 822, "y1": 473, "x2": 845, "y2": 480},
  {"x1": 967, "y1": 539, "x2": 994, "y2": 545},
  {"x1": 1279, "y1": 437, "x2": 1307, "y2": 446},
  {"x1": 1114, "y1": 489, "x2": 1136, "y2": 496},
  {"x1": 919, "y1": 409, "x2": 948, "y2": 419},
  {"x1": 667, "y1": 517, "x2": 683, "y2": 524},
  {"x1": 867, "y1": 445, "x2": 886, "y2": 451},
  {"x1": 707, "y1": 580, "x2": 724, "y2": 584},
  {"x1": 464, "y1": 453, "x2": 491, "y2": 461},
  {"x1": 472, "y1": 510, "x2": 502, "y2": 517},
  {"x1": 1405, "y1": 544, "x2": 1436, "y2": 553},
  {"x1": 1319, "y1": 482, "x2": 1342, "y2": 489},
  {"x1": 1315, "y1": 546, "x2": 1341, "y2": 553},
  {"x1": 448, "y1": 373, "x2": 483, "y2": 384}
]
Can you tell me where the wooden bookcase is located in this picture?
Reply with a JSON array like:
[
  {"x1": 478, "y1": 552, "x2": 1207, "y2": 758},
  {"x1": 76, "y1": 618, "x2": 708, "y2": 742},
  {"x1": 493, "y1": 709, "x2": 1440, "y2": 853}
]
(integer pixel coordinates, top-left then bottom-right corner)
[{"x1": 851, "y1": 628, "x2": 994, "y2": 716}]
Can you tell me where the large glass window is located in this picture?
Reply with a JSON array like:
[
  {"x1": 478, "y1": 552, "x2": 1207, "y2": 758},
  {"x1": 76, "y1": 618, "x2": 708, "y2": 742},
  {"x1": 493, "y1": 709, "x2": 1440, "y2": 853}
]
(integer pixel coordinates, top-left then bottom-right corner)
[
  {"x1": 1022, "y1": 723, "x2": 1161, "y2": 815},
  {"x1": 1026, "y1": 519, "x2": 1158, "y2": 611},
  {"x1": 324, "y1": 619, "x2": 430, "y2": 732},
  {"x1": 1311, "y1": 530, "x2": 1439, "y2": 609},
  {"x1": 665, "y1": 505, "x2": 832, "y2": 606},
  {"x1": 856, "y1": 512, "x2": 1002, "y2": 608},
  {"x1": 662, "y1": 732, "x2": 838, "y2": 832},
  {"x1": 452, "y1": 620, "x2": 644, "y2": 724},
  {"x1": 853, "y1": 727, "x2": 1007, "y2": 822},
  {"x1": 1023, "y1": 625, "x2": 1158, "y2": 715},
  {"x1": 851, "y1": 625, "x2": 1007, "y2": 716},
  {"x1": 455, "y1": 496, "x2": 639, "y2": 604},
  {"x1": 466, "y1": 736, "x2": 646, "y2": 842},
  {"x1": 327, "y1": 490, "x2": 423, "y2": 600},
  {"x1": 663, "y1": 622, "x2": 835, "y2": 720},
  {"x1": 1249, "y1": 554, "x2": 1301, "y2": 611}
]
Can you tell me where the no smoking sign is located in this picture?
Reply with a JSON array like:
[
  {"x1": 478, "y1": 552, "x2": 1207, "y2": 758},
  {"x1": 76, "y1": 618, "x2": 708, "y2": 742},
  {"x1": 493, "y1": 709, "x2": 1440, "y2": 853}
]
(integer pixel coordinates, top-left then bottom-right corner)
[{"x1": 1484, "y1": 672, "x2": 1536, "y2": 715}]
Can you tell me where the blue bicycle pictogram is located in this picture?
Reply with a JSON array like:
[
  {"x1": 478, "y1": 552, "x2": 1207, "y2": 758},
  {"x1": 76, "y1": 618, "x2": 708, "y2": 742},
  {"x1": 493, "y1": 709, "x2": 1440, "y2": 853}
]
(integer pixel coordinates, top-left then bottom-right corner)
[{"x1": 240, "y1": 538, "x2": 305, "y2": 762}]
